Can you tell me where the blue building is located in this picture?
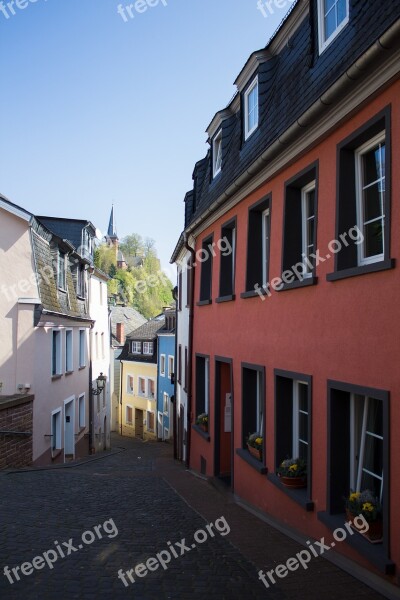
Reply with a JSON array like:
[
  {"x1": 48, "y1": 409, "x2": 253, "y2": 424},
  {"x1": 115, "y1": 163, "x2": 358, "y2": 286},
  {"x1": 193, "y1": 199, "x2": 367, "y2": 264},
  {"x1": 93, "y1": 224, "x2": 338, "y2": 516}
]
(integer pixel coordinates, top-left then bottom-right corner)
[{"x1": 157, "y1": 308, "x2": 176, "y2": 441}]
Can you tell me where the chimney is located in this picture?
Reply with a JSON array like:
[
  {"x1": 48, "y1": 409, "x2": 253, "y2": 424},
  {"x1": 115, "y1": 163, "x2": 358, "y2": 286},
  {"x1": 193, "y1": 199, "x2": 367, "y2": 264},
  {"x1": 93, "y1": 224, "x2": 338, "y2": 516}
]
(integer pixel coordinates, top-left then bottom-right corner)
[{"x1": 116, "y1": 322, "x2": 125, "y2": 345}]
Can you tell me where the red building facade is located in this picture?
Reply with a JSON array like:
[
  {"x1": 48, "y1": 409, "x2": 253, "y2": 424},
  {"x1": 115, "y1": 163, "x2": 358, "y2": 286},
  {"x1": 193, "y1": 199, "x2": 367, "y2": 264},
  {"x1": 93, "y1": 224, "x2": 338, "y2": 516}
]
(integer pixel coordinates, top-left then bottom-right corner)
[{"x1": 176, "y1": 0, "x2": 400, "y2": 589}]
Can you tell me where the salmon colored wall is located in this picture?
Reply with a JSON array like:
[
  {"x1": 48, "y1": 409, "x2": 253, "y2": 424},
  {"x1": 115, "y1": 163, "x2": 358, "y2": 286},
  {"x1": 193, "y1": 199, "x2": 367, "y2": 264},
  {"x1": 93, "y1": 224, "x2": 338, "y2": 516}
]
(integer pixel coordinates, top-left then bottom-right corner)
[{"x1": 190, "y1": 82, "x2": 400, "y2": 579}]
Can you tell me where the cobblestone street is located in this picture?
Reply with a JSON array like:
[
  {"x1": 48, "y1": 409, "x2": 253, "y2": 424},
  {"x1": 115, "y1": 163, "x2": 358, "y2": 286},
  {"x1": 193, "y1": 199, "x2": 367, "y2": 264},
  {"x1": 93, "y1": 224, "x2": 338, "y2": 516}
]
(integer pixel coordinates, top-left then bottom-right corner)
[{"x1": 0, "y1": 435, "x2": 391, "y2": 599}]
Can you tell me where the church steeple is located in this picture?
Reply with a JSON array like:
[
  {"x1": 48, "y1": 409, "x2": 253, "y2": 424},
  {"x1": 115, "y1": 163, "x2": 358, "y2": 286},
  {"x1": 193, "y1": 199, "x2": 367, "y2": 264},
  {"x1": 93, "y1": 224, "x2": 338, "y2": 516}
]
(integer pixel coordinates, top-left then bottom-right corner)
[{"x1": 107, "y1": 204, "x2": 118, "y2": 239}]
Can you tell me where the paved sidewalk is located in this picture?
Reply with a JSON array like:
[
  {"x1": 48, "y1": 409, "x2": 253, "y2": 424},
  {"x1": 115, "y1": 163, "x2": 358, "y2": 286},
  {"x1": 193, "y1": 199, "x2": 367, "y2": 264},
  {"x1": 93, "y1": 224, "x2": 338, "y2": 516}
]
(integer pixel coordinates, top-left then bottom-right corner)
[{"x1": 0, "y1": 433, "x2": 392, "y2": 599}]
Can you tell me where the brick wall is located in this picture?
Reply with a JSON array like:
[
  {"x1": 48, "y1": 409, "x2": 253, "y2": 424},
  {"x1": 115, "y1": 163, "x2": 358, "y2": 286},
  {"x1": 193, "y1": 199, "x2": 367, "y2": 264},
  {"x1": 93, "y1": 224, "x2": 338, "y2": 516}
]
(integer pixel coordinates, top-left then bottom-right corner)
[{"x1": 0, "y1": 395, "x2": 34, "y2": 469}]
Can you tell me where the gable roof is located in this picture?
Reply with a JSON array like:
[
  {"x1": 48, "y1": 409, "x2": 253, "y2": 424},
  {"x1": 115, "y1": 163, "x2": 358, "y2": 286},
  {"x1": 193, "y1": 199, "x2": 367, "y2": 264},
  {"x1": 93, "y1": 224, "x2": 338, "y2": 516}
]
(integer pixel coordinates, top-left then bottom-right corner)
[
  {"x1": 110, "y1": 306, "x2": 147, "y2": 346},
  {"x1": 127, "y1": 314, "x2": 165, "y2": 341}
]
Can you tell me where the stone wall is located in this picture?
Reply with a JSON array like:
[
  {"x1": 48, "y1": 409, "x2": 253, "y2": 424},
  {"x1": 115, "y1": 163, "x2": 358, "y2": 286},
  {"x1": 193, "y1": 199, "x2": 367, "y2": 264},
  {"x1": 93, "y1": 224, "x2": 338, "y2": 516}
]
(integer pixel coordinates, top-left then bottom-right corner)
[{"x1": 0, "y1": 394, "x2": 34, "y2": 469}]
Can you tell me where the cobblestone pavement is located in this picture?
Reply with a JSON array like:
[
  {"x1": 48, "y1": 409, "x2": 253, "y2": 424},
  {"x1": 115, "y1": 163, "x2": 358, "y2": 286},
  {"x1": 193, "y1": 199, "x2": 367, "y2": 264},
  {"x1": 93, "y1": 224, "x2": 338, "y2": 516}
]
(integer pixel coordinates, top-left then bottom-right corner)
[{"x1": 0, "y1": 434, "x2": 391, "y2": 599}]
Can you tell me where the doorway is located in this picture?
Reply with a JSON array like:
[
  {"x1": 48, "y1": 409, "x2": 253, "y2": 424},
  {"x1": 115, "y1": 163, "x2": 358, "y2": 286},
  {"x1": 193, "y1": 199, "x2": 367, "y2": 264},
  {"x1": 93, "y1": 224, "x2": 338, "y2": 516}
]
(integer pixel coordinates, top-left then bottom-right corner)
[
  {"x1": 214, "y1": 359, "x2": 233, "y2": 487},
  {"x1": 64, "y1": 398, "x2": 75, "y2": 461},
  {"x1": 135, "y1": 408, "x2": 144, "y2": 439}
]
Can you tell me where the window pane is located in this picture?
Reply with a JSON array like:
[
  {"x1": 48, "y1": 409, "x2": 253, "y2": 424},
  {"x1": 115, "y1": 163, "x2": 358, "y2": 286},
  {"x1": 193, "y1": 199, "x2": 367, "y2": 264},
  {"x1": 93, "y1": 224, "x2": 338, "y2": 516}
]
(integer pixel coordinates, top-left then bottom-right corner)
[
  {"x1": 363, "y1": 434, "x2": 383, "y2": 477},
  {"x1": 360, "y1": 471, "x2": 381, "y2": 499},
  {"x1": 325, "y1": 7, "x2": 337, "y2": 38},
  {"x1": 336, "y1": 0, "x2": 347, "y2": 25},
  {"x1": 298, "y1": 383, "x2": 308, "y2": 412},
  {"x1": 364, "y1": 220, "x2": 384, "y2": 258},
  {"x1": 363, "y1": 145, "x2": 384, "y2": 186},
  {"x1": 298, "y1": 440, "x2": 308, "y2": 461},
  {"x1": 364, "y1": 184, "x2": 383, "y2": 222},
  {"x1": 299, "y1": 412, "x2": 308, "y2": 445},
  {"x1": 367, "y1": 397, "x2": 383, "y2": 437}
]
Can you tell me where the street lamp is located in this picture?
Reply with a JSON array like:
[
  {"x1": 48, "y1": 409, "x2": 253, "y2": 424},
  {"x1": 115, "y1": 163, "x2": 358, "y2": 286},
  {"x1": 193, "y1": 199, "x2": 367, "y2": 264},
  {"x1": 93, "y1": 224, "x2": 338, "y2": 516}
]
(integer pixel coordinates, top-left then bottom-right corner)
[{"x1": 92, "y1": 372, "x2": 107, "y2": 395}]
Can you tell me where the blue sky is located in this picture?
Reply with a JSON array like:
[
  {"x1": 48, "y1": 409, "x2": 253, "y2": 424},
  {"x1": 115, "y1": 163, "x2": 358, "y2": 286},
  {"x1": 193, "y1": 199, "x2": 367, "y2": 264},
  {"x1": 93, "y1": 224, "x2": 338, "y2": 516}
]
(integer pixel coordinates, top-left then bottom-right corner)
[{"x1": 0, "y1": 0, "x2": 289, "y2": 270}]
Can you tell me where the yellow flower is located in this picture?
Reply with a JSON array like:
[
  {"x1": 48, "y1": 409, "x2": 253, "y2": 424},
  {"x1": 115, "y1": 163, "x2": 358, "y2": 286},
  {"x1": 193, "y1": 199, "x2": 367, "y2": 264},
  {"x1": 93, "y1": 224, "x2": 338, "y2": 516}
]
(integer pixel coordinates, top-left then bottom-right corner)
[
  {"x1": 362, "y1": 502, "x2": 374, "y2": 512},
  {"x1": 289, "y1": 464, "x2": 298, "y2": 472},
  {"x1": 349, "y1": 492, "x2": 361, "y2": 502},
  {"x1": 255, "y1": 437, "x2": 262, "y2": 445}
]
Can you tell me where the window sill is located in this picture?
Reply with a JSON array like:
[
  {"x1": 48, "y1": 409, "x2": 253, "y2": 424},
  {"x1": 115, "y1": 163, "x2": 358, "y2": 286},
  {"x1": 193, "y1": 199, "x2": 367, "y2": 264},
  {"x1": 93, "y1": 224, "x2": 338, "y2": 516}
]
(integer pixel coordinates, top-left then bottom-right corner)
[
  {"x1": 192, "y1": 424, "x2": 210, "y2": 442},
  {"x1": 76, "y1": 295, "x2": 86, "y2": 301},
  {"x1": 326, "y1": 259, "x2": 395, "y2": 282},
  {"x1": 236, "y1": 448, "x2": 268, "y2": 474},
  {"x1": 65, "y1": 371, "x2": 74, "y2": 376},
  {"x1": 79, "y1": 366, "x2": 86, "y2": 370},
  {"x1": 216, "y1": 294, "x2": 235, "y2": 303},
  {"x1": 51, "y1": 374, "x2": 62, "y2": 381},
  {"x1": 276, "y1": 277, "x2": 318, "y2": 292},
  {"x1": 197, "y1": 299, "x2": 212, "y2": 306},
  {"x1": 240, "y1": 289, "x2": 267, "y2": 299},
  {"x1": 267, "y1": 473, "x2": 314, "y2": 511},
  {"x1": 317, "y1": 511, "x2": 395, "y2": 575}
]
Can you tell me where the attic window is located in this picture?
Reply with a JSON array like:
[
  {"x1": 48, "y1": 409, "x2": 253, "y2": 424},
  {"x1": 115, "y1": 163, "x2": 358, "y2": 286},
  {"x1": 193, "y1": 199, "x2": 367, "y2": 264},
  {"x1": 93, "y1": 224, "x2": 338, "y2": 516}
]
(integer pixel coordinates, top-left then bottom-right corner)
[
  {"x1": 131, "y1": 341, "x2": 141, "y2": 354},
  {"x1": 244, "y1": 76, "x2": 259, "y2": 140},
  {"x1": 57, "y1": 251, "x2": 67, "y2": 290},
  {"x1": 318, "y1": 0, "x2": 349, "y2": 54},
  {"x1": 212, "y1": 130, "x2": 222, "y2": 178},
  {"x1": 143, "y1": 342, "x2": 153, "y2": 355}
]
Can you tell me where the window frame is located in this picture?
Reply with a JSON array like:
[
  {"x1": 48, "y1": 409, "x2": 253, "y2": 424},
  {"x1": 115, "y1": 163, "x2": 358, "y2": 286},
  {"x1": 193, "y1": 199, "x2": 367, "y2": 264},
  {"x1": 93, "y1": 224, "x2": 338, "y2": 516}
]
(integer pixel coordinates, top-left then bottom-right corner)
[
  {"x1": 269, "y1": 369, "x2": 313, "y2": 510},
  {"x1": 195, "y1": 354, "x2": 210, "y2": 417},
  {"x1": 355, "y1": 132, "x2": 386, "y2": 267},
  {"x1": 301, "y1": 181, "x2": 317, "y2": 279},
  {"x1": 143, "y1": 341, "x2": 153, "y2": 355},
  {"x1": 138, "y1": 377, "x2": 146, "y2": 397},
  {"x1": 163, "y1": 392, "x2": 169, "y2": 414},
  {"x1": 52, "y1": 329, "x2": 62, "y2": 377},
  {"x1": 65, "y1": 328, "x2": 73, "y2": 373},
  {"x1": 317, "y1": 0, "x2": 349, "y2": 55},
  {"x1": 127, "y1": 374, "x2": 134, "y2": 395},
  {"x1": 57, "y1": 251, "x2": 67, "y2": 291},
  {"x1": 51, "y1": 408, "x2": 62, "y2": 453},
  {"x1": 327, "y1": 107, "x2": 393, "y2": 282},
  {"x1": 131, "y1": 341, "x2": 142, "y2": 355},
  {"x1": 147, "y1": 378, "x2": 155, "y2": 399},
  {"x1": 242, "y1": 195, "x2": 271, "y2": 298},
  {"x1": 79, "y1": 329, "x2": 86, "y2": 368},
  {"x1": 212, "y1": 129, "x2": 223, "y2": 178},
  {"x1": 168, "y1": 355, "x2": 175, "y2": 380},
  {"x1": 217, "y1": 218, "x2": 236, "y2": 302},
  {"x1": 244, "y1": 76, "x2": 259, "y2": 140},
  {"x1": 160, "y1": 354, "x2": 166, "y2": 377},
  {"x1": 198, "y1": 235, "x2": 214, "y2": 305},
  {"x1": 126, "y1": 405, "x2": 133, "y2": 425}
]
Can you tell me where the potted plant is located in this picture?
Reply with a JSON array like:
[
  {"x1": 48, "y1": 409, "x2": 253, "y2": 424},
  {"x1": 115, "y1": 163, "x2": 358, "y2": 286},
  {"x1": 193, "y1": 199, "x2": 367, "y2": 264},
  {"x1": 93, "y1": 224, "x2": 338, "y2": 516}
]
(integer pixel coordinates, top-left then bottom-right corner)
[
  {"x1": 345, "y1": 490, "x2": 382, "y2": 543},
  {"x1": 196, "y1": 413, "x2": 208, "y2": 432},
  {"x1": 247, "y1": 433, "x2": 263, "y2": 461},
  {"x1": 277, "y1": 457, "x2": 307, "y2": 488}
]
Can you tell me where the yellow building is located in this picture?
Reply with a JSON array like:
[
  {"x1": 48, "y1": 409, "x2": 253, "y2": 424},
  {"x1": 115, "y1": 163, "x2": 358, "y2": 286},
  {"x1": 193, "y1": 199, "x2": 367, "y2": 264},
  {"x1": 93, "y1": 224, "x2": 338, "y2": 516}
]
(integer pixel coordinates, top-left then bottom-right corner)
[{"x1": 119, "y1": 315, "x2": 165, "y2": 440}]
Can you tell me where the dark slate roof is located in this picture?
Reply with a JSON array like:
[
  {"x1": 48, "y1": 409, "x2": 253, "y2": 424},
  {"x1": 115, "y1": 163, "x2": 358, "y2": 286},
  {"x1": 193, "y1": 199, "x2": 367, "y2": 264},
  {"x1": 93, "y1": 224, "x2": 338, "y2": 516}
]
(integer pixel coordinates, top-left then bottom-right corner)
[
  {"x1": 110, "y1": 306, "x2": 147, "y2": 347},
  {"x1": 126, "y1": 315, "x2": 165, "y2": 341},
  {"x1": 37, "y1": 217, "x2": 96, "y2": 253},
  {"x1": 184, "y1": 0, "x2": 400, "y2": 229},
  {"x1": 31, "y1": 219, "x2": 91, "y2": 322}
]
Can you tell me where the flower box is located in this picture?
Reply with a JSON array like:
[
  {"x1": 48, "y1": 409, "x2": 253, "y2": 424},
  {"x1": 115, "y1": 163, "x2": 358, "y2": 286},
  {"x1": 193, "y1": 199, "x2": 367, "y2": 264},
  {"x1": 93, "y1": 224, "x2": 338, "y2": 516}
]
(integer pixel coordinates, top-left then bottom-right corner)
[
  {"x1": 247, "y1": 444, "x2": 262, "y2": 461},
  {"x1": 279, "y1": 475, "x2": 307, "y2": 489},
  {"x1": 346, "y1": 509, "x2": 383, "y2": 544}
]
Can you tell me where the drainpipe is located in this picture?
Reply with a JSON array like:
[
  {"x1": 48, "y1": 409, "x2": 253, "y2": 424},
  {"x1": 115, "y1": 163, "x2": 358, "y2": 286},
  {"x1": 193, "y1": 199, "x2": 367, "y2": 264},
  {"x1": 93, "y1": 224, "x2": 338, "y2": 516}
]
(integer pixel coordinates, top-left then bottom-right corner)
[
  {"x1": 172, "y1": 286, "x2": 179, "y2": 460},
  {"x1": 183, "y1": 233, "x2": 196, "y2": 469}
]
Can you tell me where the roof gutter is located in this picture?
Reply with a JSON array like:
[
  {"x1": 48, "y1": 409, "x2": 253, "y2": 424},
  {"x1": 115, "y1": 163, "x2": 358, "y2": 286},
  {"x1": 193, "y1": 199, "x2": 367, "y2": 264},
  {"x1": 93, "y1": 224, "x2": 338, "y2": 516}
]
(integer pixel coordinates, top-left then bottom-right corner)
[{"x1": 184, "y1": 19, "x2": 400, "y2": 236}]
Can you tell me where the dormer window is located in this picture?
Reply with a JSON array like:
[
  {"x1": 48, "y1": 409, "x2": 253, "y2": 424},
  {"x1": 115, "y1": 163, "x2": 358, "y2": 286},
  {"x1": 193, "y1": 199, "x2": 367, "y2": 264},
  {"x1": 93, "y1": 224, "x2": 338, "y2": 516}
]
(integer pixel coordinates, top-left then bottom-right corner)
[
  {"x1": 131, "y1": 341, "x2": 141, "y2": 354},
  {"x1": 244, "y1": 76, "x2": 258, "y2": 140},
  {"x1": 212, "y1": 130, "x2": 222, "y2": 178},
  {"x1": 143, "y1": 342, "x2": 153, "y2": 355},
  {"x1": 57, "y1": 251, "x2": 66, "y2": 290},
  {"x1": 318, "y1": 0, "x2": 349, "y2": 54}
]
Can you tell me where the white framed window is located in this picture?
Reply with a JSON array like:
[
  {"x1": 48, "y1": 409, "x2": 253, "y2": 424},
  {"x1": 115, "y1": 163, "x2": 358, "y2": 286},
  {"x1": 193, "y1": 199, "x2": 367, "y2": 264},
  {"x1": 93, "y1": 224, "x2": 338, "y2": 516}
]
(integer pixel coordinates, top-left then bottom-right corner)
[
  {"x1": 52, "y1": 329, "x2": 62, "y2": 377},
  {"x1": 355, "y1": 133, "x2": 385, "y2": 266},
  {"x1": 57, "y1": 251, "x2": 67, "y2": 290},
  {"x1": 168, "y1": 356, "x2": 174, "y2": 380},
  {"x1": 163, "y1": 392, "x2": 169, "y2": 414},
  {"x1": 318, "y1": 0, "x2": 349, "y2": 54},
  {"x1": 212, "y1": 130, "x2": 222, "y2": 177},
  {"x1": 301, "y1": 181, "x2": 316, "y2": 277},
  {"x1": 78, "y1": 394, "x2": 85, "y2": 428},
  {"x1": 147, "y1": 378, "x2": 155, "y2": 399},
  {"x1": 127, "y1": 375, "x2": 134, "y2": 395},
  {"x1": 65, "y1": 329, "x2": 73, "y2": 372},
  {"x1": 79, "y1": 329, "x2": 86, "y2": 368},
  {"x1": 261, "y1": 208, "x2": 270, "y2": 287},
  {"x1": 138, "y1": 377, "x2": 146, "y2": 397},
  {"x1": 205, "y1": 357, "x2": 210, "y2": 414},
  {"x1": 51, "y1": 408, "x2": 62, "y2": 451},
  {"x1": 255, "y1": 371, "x2": 263, "y2": 434},
  {"x1": 350, "y1": 394, "x2": 383, "y2": 501},
  {"x1": 131, "y1": 341, "x2": 141, "y2": 354},
  {"x1": 143, "y1": 342, "x2": 153, "y2": 355},
  {"x1": 160, "y1": 354, "x2": 166, "y2": 377},
  {"x1": 147, "y1": 411, "x2": 155, "y2": 431},
  {"x1": 126, "y1": 405, "x2": 133, "y2": 425},
  {"x1": 244, "y1": 76, "x2": 258, "y2": 140},
  {"x1": 292, "y1": 381, "x2": 309, "y2": 460}
]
